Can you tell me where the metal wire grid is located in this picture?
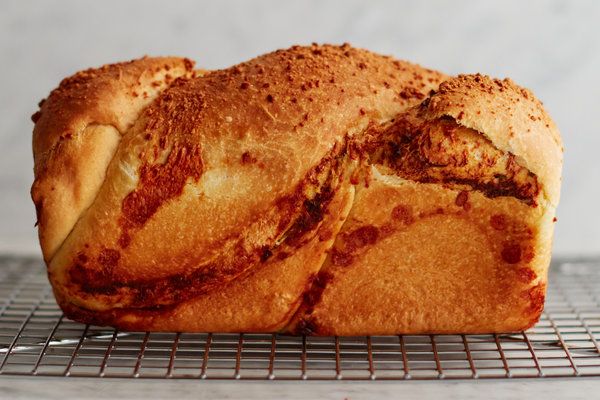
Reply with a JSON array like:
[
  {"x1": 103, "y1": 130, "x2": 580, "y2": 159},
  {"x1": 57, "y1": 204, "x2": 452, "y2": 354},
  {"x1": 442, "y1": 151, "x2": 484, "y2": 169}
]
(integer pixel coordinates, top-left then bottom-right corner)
[{"x1": 1, "y1": 256, "x2": 600, "y2": 380}]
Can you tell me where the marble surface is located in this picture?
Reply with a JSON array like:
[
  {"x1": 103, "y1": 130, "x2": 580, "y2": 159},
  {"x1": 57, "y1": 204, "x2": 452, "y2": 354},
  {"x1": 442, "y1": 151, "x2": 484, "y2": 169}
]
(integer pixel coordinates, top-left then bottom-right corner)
[
  {"x1": 1, "y1": 377, "x2": 600, "y2": 400},
  {"x1": 1, "y1": 0, "x2": 600, "y2": 255}
]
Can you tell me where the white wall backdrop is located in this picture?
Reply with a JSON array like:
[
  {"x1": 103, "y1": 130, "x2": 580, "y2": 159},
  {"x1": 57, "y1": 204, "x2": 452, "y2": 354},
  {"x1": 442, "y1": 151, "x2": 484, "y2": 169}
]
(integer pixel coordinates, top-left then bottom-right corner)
[{"x1": 1, "y1": 0, "x2": 598, "y2": 256}]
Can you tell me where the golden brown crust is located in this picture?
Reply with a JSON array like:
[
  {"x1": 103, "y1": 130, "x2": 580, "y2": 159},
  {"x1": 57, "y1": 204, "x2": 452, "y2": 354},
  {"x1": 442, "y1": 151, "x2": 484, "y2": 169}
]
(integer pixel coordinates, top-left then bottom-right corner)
[
  {"x1": 32, "y1": 44, "x2": 562, "y2": 334},
  {"x1": 32, "y1": 57, "x2": 196, "y2": 261},
  {"x1": 57, "y1": 175, "x2": 356, "y2": 331}
]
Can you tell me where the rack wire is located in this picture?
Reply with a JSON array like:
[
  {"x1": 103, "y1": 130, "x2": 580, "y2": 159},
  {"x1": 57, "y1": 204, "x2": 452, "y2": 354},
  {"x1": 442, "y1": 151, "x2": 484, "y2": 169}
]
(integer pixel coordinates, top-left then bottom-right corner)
[{"x1": 1, "y1": 256, "x2": 600, "y2": 380}]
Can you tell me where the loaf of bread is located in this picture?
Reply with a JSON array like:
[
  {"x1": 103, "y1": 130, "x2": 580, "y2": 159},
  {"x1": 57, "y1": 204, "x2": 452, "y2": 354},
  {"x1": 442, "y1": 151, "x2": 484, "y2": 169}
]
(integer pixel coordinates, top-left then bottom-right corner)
[{"x1": 31, "y1": 44, "x2": 562, "y2": 335}]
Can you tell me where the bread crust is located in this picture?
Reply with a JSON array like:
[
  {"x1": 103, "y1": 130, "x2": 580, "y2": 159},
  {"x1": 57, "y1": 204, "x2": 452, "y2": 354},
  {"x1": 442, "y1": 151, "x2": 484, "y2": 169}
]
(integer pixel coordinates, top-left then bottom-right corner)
[
  {"x1": 56, "y1": 174, "x2": 356, "y2": 331},
  {"x1": 32, "y1": 44, "x2": 562, "y2": 334},
  {"x1": 32, "y1": 57, "x2": 196, "y2": 261}
]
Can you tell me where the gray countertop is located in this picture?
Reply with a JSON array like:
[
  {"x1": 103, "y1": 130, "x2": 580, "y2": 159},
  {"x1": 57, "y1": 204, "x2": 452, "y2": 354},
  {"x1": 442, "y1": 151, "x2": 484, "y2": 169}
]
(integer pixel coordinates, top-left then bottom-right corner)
[{"x1": 1, "y1": 377, "x2": 599, "y2": 400}]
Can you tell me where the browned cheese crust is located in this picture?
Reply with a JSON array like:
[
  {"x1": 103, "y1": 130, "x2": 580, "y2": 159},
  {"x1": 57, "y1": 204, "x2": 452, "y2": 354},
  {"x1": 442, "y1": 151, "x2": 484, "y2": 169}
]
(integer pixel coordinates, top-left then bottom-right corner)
[{"x1": 31, "y1": 44, "x2": 563, "y2": 334}]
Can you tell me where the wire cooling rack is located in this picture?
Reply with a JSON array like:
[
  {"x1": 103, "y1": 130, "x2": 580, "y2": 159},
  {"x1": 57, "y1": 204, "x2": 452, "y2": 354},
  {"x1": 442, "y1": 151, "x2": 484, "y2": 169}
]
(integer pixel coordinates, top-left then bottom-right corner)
[{"x1": 1, "y1": 256, "x2": 600, "y2": 380}]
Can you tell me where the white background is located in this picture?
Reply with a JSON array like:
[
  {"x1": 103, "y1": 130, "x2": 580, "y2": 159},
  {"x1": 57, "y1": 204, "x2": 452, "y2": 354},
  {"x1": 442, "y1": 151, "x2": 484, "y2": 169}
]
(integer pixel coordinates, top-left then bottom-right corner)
[{"x1": 1, "y1": 0, "x2": 598, "y2": 256}]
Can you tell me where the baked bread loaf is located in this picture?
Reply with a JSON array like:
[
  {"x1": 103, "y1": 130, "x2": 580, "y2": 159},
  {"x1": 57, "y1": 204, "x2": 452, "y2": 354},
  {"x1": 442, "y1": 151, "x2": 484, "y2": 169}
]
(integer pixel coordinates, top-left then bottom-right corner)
[{"x1": 31, "y1": 44, "x2": 562, "y2": 335}]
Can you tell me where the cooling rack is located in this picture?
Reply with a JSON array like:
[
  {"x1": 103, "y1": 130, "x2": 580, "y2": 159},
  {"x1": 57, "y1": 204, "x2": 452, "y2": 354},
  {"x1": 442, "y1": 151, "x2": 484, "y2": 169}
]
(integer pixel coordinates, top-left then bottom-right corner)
[{"x1": 1, "y1": 256, "x2": 600, "y2": 380}]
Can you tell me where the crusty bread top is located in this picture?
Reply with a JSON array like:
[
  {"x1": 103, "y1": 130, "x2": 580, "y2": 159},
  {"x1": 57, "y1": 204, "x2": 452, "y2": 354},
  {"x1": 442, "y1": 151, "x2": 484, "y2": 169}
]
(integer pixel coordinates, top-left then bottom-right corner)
[
  {"x1": 32, "y1": 57, "x2": 195, "y2": 171},
  {"x1": 419, "y1": 74, "x2": 563, "y2": 207}
]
